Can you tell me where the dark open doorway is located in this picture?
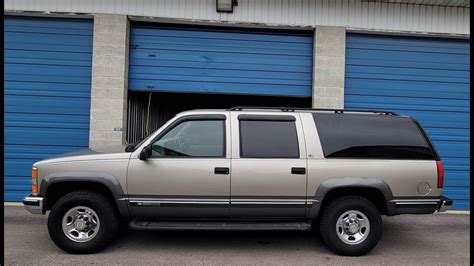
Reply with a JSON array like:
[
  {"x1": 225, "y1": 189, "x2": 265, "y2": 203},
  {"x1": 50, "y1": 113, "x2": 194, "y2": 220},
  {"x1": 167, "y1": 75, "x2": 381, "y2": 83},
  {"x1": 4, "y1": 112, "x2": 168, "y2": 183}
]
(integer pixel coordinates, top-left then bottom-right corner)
[{"x1": 127, "y1": 91, "x2": 311, "y2": 143}]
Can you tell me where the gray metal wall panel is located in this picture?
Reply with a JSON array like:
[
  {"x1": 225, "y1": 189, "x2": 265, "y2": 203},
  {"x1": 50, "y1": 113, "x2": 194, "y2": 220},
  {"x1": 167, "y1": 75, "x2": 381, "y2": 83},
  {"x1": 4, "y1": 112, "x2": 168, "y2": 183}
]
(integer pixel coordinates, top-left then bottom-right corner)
[{"x1": 4, "y1": 0, "x2": 470, "y2": 35}]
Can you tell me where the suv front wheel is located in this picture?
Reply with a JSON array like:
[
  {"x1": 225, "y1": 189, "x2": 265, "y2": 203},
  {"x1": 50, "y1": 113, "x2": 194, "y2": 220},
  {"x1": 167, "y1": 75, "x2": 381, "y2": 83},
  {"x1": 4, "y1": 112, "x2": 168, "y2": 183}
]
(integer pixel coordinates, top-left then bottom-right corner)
[
  {"x1": 47, "y1": 190, "x2": 120, "y2": 254},
  {"x1": 319, "y1": 196, "x2": 383, "y2": 256}
]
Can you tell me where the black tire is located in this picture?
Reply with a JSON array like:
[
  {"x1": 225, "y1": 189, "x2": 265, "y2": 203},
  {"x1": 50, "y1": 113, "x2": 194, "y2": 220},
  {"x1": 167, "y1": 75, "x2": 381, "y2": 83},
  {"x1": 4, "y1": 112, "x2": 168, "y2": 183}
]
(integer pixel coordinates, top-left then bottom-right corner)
[
  {"x1": 47, "y1": 190, "x2": 120, "y2": 254},
  {"x1": 319, "y1": 196, "x2": 383, "y2": 256}
]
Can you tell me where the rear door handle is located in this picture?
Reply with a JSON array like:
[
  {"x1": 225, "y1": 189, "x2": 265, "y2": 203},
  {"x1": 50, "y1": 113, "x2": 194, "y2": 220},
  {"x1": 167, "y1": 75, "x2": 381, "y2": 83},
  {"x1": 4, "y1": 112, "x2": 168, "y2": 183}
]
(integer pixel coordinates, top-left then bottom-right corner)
[
  {"x1": 214, "y1": 167, "x2": 230, "y2": 175},
  {"x1": 291, "y1": 167, "x2": 306, "y2": 175}
]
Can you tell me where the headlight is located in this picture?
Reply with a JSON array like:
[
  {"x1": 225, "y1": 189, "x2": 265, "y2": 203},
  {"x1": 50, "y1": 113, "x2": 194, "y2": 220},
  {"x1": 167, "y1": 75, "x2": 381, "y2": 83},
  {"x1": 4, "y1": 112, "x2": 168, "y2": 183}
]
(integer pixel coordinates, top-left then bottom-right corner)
[{"x1": 31, "y1": 166, "x2": 38, "y2": 195}]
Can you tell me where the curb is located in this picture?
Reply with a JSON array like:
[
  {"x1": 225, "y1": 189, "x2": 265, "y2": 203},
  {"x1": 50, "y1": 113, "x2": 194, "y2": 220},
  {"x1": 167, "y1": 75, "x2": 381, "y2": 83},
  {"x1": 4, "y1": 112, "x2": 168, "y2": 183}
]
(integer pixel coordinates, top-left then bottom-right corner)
[
  {"x1": 441, "y1": 210, "x2": 470, "y2": 215},
  {"x1": 4, "y1": 202, "x2": 23, "y2": 206}
]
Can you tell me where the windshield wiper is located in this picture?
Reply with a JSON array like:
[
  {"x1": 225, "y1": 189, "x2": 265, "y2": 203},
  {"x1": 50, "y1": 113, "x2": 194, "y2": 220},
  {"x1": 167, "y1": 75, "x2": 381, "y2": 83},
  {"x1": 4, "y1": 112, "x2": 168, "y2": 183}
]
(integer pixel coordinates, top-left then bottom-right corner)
[
  {"x1": 125, "y1": 143, "x2": 136, "y2": 152},
  {"x1": 125, "y1": 134, "x2": 152, "y2": 152}
]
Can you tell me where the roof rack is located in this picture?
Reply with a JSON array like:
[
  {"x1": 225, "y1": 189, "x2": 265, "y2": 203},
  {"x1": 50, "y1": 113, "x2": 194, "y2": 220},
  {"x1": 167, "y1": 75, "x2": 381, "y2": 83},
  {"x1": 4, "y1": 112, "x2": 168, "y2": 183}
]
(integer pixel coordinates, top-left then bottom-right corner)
[{"x1": 227, "y1": 106, "x2": 398, "y2": 116}]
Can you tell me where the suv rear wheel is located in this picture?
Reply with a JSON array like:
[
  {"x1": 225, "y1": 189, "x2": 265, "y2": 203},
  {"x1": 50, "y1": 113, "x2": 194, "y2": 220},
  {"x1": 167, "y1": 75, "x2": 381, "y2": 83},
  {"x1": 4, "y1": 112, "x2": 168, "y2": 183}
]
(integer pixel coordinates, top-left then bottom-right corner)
[
  {"x1": 319, "y1": 196, "x2": 383, "y2": 256},
  {"x1": 47, "y1": 190, "x2": 119, "y2": 254}
]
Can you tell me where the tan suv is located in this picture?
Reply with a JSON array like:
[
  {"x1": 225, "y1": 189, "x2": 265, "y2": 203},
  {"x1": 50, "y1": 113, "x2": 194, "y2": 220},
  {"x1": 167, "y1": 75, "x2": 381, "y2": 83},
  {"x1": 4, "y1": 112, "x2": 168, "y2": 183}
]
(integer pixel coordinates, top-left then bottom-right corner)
[{"x1": 23, "y1": 106, "x2": 452, "y2": 256}]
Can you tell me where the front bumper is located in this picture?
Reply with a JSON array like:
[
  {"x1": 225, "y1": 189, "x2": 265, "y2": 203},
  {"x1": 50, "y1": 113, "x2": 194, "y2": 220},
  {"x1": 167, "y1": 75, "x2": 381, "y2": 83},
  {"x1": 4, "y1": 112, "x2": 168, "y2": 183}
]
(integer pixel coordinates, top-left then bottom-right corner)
[
  {"x1": 437, "y1": 196, "x2": 453, "y2": 213},
  {"x1": 23, "y1": 195, "x2": 45, "y2": 214}
]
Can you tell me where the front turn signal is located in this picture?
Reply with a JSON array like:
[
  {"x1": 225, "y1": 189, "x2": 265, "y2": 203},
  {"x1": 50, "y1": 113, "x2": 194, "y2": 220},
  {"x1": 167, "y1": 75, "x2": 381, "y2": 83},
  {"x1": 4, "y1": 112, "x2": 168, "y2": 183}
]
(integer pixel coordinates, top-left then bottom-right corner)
[{"x1": 32, "y1": 167, "x2": 38, "y2": 195}]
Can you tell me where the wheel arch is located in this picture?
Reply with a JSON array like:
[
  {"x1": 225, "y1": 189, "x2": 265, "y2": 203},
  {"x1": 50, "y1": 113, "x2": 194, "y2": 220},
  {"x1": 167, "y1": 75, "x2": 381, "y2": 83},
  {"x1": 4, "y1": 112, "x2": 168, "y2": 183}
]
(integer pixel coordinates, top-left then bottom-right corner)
[
  {"x1": 40, "y1": 172, "x2": 130, "y2": 217},
  {"x1": 308, "y1": 177, "x2": 395, "y2": 220}
]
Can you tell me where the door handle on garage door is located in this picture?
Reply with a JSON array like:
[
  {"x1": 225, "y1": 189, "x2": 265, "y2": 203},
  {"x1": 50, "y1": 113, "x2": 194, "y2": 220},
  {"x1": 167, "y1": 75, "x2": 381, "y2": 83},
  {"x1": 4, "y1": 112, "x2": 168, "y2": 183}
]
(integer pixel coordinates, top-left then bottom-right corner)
[
  {"x1": 291, "y1": 167, "x2": 306, "y2": 175},
  {"x1": 214, "y1": 167, "x2": 230, "y2": 175}
]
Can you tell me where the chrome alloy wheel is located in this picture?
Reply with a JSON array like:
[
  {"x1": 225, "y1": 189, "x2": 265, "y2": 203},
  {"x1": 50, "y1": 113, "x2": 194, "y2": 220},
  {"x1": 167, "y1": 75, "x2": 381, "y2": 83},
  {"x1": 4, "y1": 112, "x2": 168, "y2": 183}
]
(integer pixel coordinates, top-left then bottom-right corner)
[
  {"x1": 336, "y1": 210, "x2": 370, "y2": 245},
  {"x1": 62, "y1": 206, "x2": 100, "y2": 243}
]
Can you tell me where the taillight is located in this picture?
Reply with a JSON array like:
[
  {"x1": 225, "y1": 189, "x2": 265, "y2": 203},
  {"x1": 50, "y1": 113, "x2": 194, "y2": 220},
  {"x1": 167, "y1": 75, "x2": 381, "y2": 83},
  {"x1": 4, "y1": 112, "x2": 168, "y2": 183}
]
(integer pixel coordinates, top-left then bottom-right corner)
[
  {"x1": 32, "y1": 167, "x2": 38, "y2": 195},
  {"x1": 436, "y1": 161, "x2": 444, "y2": 188}
]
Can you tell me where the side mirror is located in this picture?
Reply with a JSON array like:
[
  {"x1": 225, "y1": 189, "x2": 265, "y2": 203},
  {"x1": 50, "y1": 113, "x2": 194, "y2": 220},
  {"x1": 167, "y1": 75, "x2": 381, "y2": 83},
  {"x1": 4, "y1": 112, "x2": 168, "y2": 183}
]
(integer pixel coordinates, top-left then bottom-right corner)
[{"x1": 139, "y1": 145, "x2": 151, "y2": 161}]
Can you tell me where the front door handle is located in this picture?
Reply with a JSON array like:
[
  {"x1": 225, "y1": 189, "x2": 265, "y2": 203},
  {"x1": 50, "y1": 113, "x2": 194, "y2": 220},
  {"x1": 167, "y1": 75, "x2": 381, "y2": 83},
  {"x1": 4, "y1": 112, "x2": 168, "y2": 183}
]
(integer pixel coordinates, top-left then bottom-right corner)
[
  {"x1": 214, "y1": 167, "x2": 230, "y2": 175},
  {"x1": 291, "y1": 167, "x2": 306, "y2": 175}
]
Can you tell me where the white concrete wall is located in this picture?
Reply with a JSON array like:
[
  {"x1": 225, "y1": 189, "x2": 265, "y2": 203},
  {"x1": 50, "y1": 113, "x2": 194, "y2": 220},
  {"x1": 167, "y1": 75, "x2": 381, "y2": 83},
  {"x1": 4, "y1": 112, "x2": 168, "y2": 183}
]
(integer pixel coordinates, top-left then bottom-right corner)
[
  {"x1": 89, "y1": 14, "x2": 129, "y2": 148},
  {"x1": 4, "y1": 0, "x2": 470, "y2": 36},
  {"x1": 312, "y1": 26, "x2": 346, "y2": 109}
]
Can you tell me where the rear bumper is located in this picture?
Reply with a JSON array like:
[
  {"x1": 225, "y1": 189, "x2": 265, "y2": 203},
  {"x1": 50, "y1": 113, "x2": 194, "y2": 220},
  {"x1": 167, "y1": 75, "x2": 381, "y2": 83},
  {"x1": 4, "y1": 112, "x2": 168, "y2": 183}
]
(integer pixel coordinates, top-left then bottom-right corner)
[
  {"x1": 387, "y1": 196, "x2": 453, "y2": 215},
  {"x1": 23, "y1": 195, "x2": 45, "y2": 215},
  {"x1": 437, "y1": 196, "x2": 453, "y2": 213}
]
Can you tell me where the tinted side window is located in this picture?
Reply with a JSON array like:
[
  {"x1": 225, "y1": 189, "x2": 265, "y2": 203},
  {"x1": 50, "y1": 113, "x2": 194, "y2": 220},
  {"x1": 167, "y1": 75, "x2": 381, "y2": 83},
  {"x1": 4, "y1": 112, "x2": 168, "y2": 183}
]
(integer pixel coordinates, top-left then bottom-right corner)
[
  {"x1": 313, "y1": 114, "x2": 435, "y2": 159},
  {"x1": 240, "y1": 120, "x2": 299, "y2": 158},
  {"x1": 151, "y1": 120, "x2": 225, "y2": 157}
]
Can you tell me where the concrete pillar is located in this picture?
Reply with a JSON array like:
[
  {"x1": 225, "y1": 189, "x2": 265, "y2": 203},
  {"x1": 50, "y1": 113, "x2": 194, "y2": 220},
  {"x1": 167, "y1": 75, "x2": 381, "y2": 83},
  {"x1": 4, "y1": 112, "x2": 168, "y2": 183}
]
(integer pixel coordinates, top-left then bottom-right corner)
[
  {"x1": 89, "y1": 14, "x2": 129, "y2": 148},
  {"x1": 312, "y1": 26, "x2": 346, "y2": 109}
]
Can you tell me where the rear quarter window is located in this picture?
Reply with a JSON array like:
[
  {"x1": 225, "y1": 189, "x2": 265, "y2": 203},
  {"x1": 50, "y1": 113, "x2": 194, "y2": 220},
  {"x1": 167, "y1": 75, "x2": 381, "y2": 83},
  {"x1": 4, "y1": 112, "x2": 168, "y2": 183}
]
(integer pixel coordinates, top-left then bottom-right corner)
[{"x1": 313, "y1": 113, "x2": 436, "y2": 160}]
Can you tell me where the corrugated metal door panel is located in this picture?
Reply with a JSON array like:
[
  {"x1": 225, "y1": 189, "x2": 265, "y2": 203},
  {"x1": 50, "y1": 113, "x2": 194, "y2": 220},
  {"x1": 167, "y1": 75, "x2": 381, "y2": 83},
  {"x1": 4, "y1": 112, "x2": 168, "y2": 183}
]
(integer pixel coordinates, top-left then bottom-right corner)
[
  {"x1": 4, "y1": 16, "x2": 93, "y2": 201},
  {"x1": 345, "y1": 34, "x2": 470, "y2": 210},
  {"x1": 129, "y1": 26, "x2": 313, "y2": 97}
]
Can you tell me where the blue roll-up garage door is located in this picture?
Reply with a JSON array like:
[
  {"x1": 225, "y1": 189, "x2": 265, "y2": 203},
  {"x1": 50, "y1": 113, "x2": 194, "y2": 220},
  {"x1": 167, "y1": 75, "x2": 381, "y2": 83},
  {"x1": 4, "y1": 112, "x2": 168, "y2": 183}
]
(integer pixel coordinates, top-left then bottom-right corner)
[
  {"x1": 129, "y1": 25, "x2": 313, "y2": 97},
  {"x1": 4, "y1": 16, "x2": 93, "y2": 201},
  {"x1": 345, "y1": 34, "x2": 470, "y2": 210}
]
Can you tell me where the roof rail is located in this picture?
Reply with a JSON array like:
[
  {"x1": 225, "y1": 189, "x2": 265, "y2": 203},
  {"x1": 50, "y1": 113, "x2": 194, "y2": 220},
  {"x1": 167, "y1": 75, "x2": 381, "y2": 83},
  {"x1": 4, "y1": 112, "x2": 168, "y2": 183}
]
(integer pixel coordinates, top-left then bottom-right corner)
[{"x1": 227, "y1": 106, "x2": 398, "y2": 116}]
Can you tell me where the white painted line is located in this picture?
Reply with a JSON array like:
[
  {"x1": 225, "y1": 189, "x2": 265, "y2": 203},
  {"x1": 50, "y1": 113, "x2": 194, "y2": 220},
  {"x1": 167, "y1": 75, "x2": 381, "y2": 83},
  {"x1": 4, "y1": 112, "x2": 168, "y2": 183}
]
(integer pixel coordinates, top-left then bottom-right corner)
[{"x1": 4, "y1": 202, "x2": 23, "y2": 206}]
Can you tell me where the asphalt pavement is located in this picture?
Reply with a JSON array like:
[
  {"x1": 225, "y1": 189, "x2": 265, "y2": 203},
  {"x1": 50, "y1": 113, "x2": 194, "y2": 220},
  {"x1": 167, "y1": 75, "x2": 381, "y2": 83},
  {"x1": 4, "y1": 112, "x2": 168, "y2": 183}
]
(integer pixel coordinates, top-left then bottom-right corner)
[{"x1": 4, "y1": 206, "x2": 470, "y2": 265}]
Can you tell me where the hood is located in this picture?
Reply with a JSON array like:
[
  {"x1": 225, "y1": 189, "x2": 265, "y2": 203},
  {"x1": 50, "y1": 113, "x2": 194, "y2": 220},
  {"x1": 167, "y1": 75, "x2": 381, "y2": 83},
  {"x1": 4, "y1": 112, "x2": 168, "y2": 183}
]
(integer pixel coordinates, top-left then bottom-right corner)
[
  {"x1": 35, "y1": 145, "x2": 131, "y2": 165},
  {"x1": 46, "y1": 145, "x2": 126, "y2": 159}
]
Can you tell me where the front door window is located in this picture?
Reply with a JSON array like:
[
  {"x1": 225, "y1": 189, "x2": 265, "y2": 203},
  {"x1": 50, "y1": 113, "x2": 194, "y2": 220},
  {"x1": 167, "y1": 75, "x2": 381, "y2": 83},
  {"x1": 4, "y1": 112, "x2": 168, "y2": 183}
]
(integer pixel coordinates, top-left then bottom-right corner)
[{"x1": 151, "y1": 120, "x2": 225, "y2": 157}]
